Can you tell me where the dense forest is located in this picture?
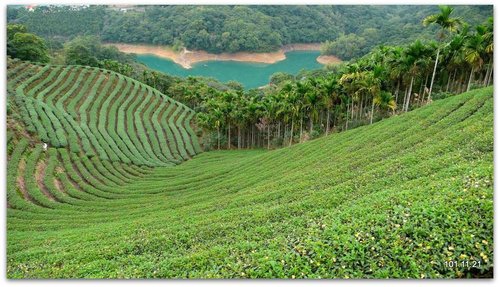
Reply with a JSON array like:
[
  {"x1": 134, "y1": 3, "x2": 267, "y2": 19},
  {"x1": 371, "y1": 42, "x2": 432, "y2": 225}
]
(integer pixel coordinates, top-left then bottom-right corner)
[{"x1": 8, "y1": 5, "x2": 492, "y2": 58}]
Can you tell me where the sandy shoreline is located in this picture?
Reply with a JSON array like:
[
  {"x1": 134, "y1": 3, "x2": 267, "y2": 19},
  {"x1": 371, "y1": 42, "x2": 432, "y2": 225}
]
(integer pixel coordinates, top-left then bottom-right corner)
[
  {"x1": 316, "y1": 55, "x2": 342, "y2": 65},
  {"x1": 106, "y1": 43, "x2": 341, "y2": 68}
]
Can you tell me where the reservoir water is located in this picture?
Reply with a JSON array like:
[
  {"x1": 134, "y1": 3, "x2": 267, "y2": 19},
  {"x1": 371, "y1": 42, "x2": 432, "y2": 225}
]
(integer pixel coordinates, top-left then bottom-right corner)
[{"x1": 136, "y1": 51, "x2": 323, "y2": 89}]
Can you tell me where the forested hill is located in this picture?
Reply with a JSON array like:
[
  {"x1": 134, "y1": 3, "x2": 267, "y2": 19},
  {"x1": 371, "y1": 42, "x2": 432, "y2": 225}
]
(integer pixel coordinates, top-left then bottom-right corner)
[{"x1": 8, "y1": 5, "x2": 492, "y2": 55}]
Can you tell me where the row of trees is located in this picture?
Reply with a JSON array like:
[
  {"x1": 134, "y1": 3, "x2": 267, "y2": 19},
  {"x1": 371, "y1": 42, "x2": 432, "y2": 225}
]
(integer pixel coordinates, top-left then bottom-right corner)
[
  {"x1": 187, "y1": 7, "x2": 493, "y2": 150},
  {"x1": 195, "y1": 71, "x2": 396, "y2": 150}
]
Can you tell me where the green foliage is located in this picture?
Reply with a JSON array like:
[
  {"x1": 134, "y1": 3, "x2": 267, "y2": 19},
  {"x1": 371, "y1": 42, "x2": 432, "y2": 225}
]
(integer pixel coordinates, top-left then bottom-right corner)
[
  {"x1": 7, "y1": 25, "x2": 50, "y2": 63},
  {"x1": 99, "y1": 59, "x2": 133, "y2": 76},
  {"x1": 270, "y1": 72, "x2": 295, "y2": 86},
  {"x1": 65, "y1": 43, "x2": 98, "y2": 66},
  {"x1": 7, "y1": 23, "x2": 27, "y2": 40},
  {"x1": 320, "y1": 28, "x2": 383, "y2": 60},
  {"x1": 8, "y1": 5, "x2": 492, "y2": 54},
  {"x1": 321, "y1": 34, "x2": 367, "y2": 60},
  {"x1": 423, "y1": 5, "x2": 463, "y2": 40},
  {"x1": 64, "y1": 36, "x2": 133, "y2": 66}
]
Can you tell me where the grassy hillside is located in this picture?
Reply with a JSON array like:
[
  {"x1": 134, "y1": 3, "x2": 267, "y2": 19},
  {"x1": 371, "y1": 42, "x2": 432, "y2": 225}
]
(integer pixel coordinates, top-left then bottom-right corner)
[{"x1": 6, "y1": 58, "x2": 493, "y2": 278}]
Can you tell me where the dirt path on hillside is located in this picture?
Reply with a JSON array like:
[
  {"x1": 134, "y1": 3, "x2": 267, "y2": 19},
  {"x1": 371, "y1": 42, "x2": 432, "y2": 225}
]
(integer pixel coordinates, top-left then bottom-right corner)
[
  {"x1": 35, "y1": 159, "x2": 56, "y2": 201},
  {"x1": 17, "y1": 159, "x2": 35, "y2": 203},
  {"x1": 54, "y1": 177, "x2": 67, "y2": 195}
]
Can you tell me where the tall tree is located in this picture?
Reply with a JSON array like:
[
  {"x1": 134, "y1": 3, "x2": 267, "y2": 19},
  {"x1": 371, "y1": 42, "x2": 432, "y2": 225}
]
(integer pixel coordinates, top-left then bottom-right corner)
[
  {"x1": 463, "y1": 25, "x2": 487, "y2": 91},
  {"x1": 7, "y1": 24, "x2": 49, "y2": 63},
  {"x1": 305, "y1": 78, "x2": 322, "y2": 135},
  {"x1": 423, "y1": 5, "x2": 462, "y2": 102},
  {"x1": 320, "y1": 76, "x2": 340, "y2": 135},
  {"x1": 366, "y1": 67, "x2": 383, "y2": 124}
]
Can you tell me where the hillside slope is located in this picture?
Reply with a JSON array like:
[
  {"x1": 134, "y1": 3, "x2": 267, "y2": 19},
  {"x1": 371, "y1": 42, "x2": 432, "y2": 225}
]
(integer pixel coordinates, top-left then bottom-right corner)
[
  {"x1": 7, "y1": 58, "x2": 201, "y2": 168},
  {"x1": 7, "y1": 82, "x2": 493, "y2": 278}
]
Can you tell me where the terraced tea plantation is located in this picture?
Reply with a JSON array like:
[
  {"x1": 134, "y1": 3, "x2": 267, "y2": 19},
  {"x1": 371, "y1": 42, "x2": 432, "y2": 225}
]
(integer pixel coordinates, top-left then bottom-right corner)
[
  {"x1": 6, "y1": 58, "x2": 493, "y2": 278},
  {"x1": 7, "y1": 58, "x2": 201, "y2": 169}
]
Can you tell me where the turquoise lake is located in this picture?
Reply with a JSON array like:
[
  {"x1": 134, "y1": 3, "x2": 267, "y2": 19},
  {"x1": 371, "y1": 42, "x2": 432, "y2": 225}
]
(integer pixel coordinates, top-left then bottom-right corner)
[{"x1": 136, "y1": 50, "x2": 323, "y2": 89}]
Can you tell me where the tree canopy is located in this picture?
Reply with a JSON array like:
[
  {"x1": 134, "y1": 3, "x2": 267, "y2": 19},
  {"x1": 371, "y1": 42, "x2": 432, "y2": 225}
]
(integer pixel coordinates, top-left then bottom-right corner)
[
  {"x1": 8, "y1": 5, "x2": 492, "y2": 55},
  {"x1": 7, "y1": 24, "x2": 49, "y2": 63}
]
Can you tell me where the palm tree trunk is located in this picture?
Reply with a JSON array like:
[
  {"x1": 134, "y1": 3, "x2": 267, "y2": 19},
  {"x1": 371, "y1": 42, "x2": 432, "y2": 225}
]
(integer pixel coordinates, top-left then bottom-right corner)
[
  {"x1": 325, "y1": 110, "x2": 330, "y2": 136},
  {"x1": 428, "y1": 47, "x2": 440, "y2": 103},
  {"x1": 289, "y1": 119, "x2": 294, "y2": 147},
  {"x1": 345, "y1": 99, "x2": 349, "y2": 131},
  {"x1": 394, "y1": 80, "x2": 400, "y2": 114},
  {"x1": 483, "y1": 64, "x2": 490, "y2": 86},
  {"x1": 332, "y1": 109, "x2": 336, "y2": 130},
  {"x1": 309, "y1": 113, "x2": 313, "y2": 135},
  {"x1": 242, "y1": 128, "x2": 246, "y2": 149},
  {"x1": 217, "y1": 126, "x2": 220, "y2": 150},
  {"x1": 227, "y1": 122, "x2": 231, "y2": 149},
  {"x1": 484, "y1": 59, "x2": 492, "y2": 86},
  {"x1": 422, "y1": 73, "x2": 429, "y2": 104},
  {"x1": 238, "y1": 126, "x2": 241, "y2": 149},
  {"x1": 487, "y1": 61, "x2": 493, "y2": 86},
  {"x1": 402, "y1": 86, "x2": 408, "y2": 113},
  {"x1": 267, "y1": 122, "x2": 271, "y2": 150},
  {"x1": 320, "y1": 111, "x2": 324, "y2": 130},
  {"x1": 359, "y1": 101, "x2": 362, "y2": 120},
  {"x1": 406, "y1": 76, "x2": 414, "y2": 112},
  {"x1": 363, "y1": 99, "x2": 367, "y2": 120},
  {"x1": 258, "y1": 129, "x2": 261, "y2": 147},
  {"x1": 370, "y1": 99, "x2": 375, "y2": 124},
  {"x1": 462, "y1": 71, "x2": 468, "y2": 93},
  {"x1": 451, "y1": 69, "x2": 457, "y2": 93},
  {"x1": 248, "y1": 128, "x2": 251, "y2": 149},
  {"x1": 351, "y1": 98, "x2": 355, "y2": 121},
  {"x1": 263, "y1": 128, "x2": 266, "y2": 147},
  {"x1": 299, "y1": 113, "x2": 303, "y2": 142},
  {"x1": 251, "y1": 126, "x2": 255, "y2": 148},
  {"x1": 446, "y1": 72, "x2": 452, "y2": 92},
  {"x1": 419, "y1": 77, "x2": 425, "y2": 100},
  {"x1": 259, "y1": 127, "x2": 262, "y2": 147},
  {"x1": 467, "y1": 67, "x2": 474, "y2": 92},
  {"x1": 277, "y1": 122, "x2": 281, "y2": 142},
  {"x1": 283, "y1": 123, "x2": 287, "y2": 147},
  {"x1": 283, "y1": 122, "x2": 286, "y2": 143},
  {"x1": 245, "y1": 128, "x2": 248, "y2": 149},
  {"x1": 358, "y1": 95, "x2": 363, "y2": 120}
]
